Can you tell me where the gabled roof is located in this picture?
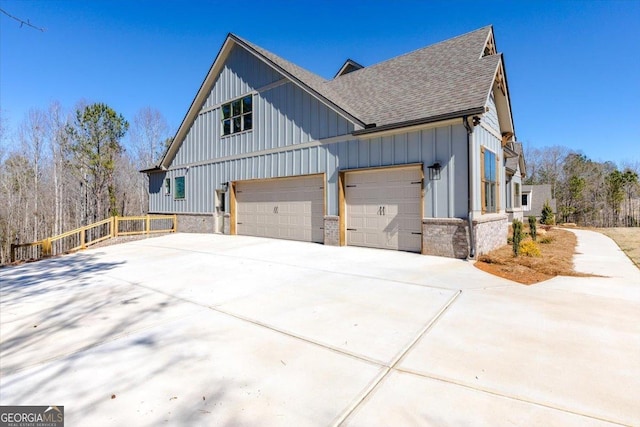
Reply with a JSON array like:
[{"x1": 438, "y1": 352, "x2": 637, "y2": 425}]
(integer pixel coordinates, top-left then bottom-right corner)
[
  {"x1": 505, "y1": 142, "x2": 526, "y2": 177},
  {"x1": 238, "y1": 26, "x2": 503, "y2": 131},
  {"x1": 154, "y1": 26, "x2": 511, "y2": 171},
  {"x1": 334, "y1": 59, "x2": 365, "y2": 78},
  {"x1": 327, "y1": 26, "x2": 501, "y2": 130}
]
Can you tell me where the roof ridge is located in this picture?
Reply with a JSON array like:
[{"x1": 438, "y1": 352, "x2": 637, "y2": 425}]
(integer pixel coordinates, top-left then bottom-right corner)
[
  {"x1": 330, "y1": 25, "x2": 493, "y2": 81},
  {"x1": 231, "y1": 34, "x2": 329, "y2": 83}
]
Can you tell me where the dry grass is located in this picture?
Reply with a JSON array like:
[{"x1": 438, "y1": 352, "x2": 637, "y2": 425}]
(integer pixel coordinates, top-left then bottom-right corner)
[
  {"x1": 475, "y1": 227, "x2": 591, "y2": 285},
  {"x1": 595, "y1": 227, "x2": 640, "y2": 268}
]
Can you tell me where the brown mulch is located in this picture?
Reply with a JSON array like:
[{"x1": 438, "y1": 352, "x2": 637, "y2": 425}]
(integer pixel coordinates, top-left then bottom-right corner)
[{"x1": 474, "y1": 227, "x2": 593, "y2": 285}]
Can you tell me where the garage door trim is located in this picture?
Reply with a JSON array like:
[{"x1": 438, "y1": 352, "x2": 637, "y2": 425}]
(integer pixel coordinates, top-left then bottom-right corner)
[
  {"x1": 339, "y1": 164, "x2": 424, "y2": 252},
  {"x1": 231, "y1": 173, "x2": 325, "y2": 243}
]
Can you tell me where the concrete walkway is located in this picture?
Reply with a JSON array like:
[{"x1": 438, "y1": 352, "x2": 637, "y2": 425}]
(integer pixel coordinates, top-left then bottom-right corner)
[{"x1": 0, "y1": 229, "x2": 638, "y2": 426}]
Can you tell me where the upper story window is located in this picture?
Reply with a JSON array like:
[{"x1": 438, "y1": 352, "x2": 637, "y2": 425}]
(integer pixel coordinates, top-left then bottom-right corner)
[{"x1": 221, "y1": 95, "x2": 252, "y2": 136}]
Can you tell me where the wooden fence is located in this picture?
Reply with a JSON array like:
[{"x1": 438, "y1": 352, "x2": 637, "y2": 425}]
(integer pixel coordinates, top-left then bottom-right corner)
[{"x1": 10, "y1": 215, "x2": 177, "y2": 263}]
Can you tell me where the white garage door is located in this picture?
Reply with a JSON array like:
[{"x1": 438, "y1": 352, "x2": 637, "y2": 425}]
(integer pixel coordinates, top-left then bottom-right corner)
[
  {"x1": 236, "y1": 175, "x2": 324, "y2": 243},
  {"x1": 346, "y1": 167, "x2": 422, "y2": 252}
]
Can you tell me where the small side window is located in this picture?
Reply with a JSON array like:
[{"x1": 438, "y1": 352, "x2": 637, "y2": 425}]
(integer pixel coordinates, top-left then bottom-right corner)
[
  {"x1": 164, "y1": 178, "x2": 171, "y2": 195},
  {"x1": 175, "y1": 176, "x2": 185, "y2": 200}
]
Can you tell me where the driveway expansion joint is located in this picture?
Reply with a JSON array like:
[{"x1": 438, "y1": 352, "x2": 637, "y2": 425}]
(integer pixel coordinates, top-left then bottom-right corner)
[
  {"x1": 331, "y1": 290, "x2": 463, "y2": 426},
  {"x1": 393, "y1": 367, "x2": 630, "y2": 426}
]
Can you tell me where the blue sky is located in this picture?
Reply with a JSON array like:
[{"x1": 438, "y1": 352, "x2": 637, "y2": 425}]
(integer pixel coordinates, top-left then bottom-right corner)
[{"x1": 1, "y1": 0, "x2": 639, "y2": 165}]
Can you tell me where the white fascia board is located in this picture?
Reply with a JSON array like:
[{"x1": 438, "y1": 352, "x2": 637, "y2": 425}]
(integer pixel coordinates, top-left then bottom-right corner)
[{"x1": 161, "y1": 36, "x2": 236, "y2": 169}]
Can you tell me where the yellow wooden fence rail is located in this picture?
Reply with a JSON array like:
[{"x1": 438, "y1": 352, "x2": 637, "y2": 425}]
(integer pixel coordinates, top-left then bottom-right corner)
[{"x1": 10, "y1": 214, "x2": 177, "y2": 263}]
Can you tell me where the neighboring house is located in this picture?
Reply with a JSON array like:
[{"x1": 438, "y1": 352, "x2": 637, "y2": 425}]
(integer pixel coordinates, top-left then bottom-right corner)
[
  {"x1": 521, "y1": 184, "x2": 556, "y2": 219},
  {"x1": 142, "y1": 26, "x2": 524, "y2": 259}
]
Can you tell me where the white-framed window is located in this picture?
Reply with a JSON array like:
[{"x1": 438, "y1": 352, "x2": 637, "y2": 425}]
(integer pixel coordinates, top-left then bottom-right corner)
[
  {"x1": 514, "y1": 183, "x2": 521, "y2": 208},
  {"x1": 174, "y1": 176, "x2": 185, "y2": 200},
  {"x1": 221, "y1": 95, "x2": 252, "y2": 136},
  {"x1": 164, "y1": 178, "x2": 171, "y2": 195},
  {"x1": 522, "y1": 192, "x2": 531, "y2": 211},
  {"x1": 481, "y1": 147, "x2": 498, "y2": 213}
]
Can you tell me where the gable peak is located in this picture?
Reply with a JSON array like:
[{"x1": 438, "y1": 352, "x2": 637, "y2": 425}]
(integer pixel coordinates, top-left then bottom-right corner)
[
  {"x1": 482, "y1": 27, "x2": 497, "y2": 57},
  {"x1": 334, "y1": 59, "x2": 365, "y2": 78}
]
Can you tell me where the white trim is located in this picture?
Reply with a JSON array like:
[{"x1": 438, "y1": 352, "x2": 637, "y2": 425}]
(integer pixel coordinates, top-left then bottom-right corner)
[
  {"x1": 479, "y1": 121, "x2": 502, "y2": 140},
  {"x1": 255, "y1": 78, "x2": 289, "y2": 94},
  {"x1": 164, "y1": 134, "x2": 353, "y2": 171},
  {"x1": 198, "y1": 78, "x2": 289, "y2": 116}
]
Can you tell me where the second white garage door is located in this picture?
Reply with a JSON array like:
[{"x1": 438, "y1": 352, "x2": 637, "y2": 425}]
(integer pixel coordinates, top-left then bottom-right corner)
[
  {"x1": 345, "y1": 166, "x2": 422, "y2": 252},
  {"x1": 236, "y1": 175, "x2": 324, "y2": 243}
]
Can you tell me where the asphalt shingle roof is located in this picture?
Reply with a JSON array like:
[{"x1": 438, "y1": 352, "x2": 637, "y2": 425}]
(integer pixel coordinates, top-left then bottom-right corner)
[{"x1": 235, "y1": 26, "x2": 501, "y2": 129}]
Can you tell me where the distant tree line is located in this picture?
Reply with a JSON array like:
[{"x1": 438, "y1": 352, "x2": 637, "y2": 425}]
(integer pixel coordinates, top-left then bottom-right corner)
[
  {"x1": 0, "y1": 102, "x2": 172, "y2": 265},
  {"x1": 525, "y1": 145, "x2": 640, "y2": 227}
]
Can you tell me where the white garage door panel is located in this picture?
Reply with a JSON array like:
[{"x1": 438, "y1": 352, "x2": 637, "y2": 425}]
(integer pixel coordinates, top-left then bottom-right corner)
[
  {"x1": 346, "y1": 167, "x2": 422, "y2": 252},
  {"x1": 236, "y1": 176, "x2": 324, "y2": 243}
]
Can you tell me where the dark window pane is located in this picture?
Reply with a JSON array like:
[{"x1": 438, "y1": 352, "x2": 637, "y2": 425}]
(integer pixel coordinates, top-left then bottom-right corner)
[
  {"x1": 233, "y1": 117, "x2": 241, "y2": 133},
  {"x1": 223, "y1": 119, "x2": 231, "y2": 135},
  {"x1": 175, "y1": 176, "x2": 185, "y2": 200},
  {"x1": 243, "y1": 113, "x2": 252, "y2": 130},
  {"x1": 484, "y1": 150, "x2": 495, "y2": 181},
  {"x1": 232, "y1": 100, "x2": 242, "y2": 116},
  {"x1": 484, "y1": 182, "x2": 490, "y2": 207},
  {"x1": 243, "y1": 96, "x2": 252, "y2": 113},
  {"x1": 222, "y1": 104, "x2": 231, "y2": 119}
]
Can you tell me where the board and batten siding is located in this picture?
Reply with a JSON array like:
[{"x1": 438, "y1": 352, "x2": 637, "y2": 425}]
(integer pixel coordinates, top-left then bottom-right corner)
[
  {"x1": 150, "y1": 44, "x2": 355, "y2": 214},
  {"x1": 483, "y1": 93, "x2": 500, "y2": 134},
  {"x1": 326, "y1": 124, "x2": 469, "y2": 218},
  {"x1": 171, "y1": 45, "x2": 354, "y2": 168},
  {"x1": 149, "y1": 142, "x2": 337, "y2": 214}
]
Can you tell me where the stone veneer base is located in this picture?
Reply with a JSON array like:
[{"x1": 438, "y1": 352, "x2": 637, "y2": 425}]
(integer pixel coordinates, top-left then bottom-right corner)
[
  {"x1": 473, "y1": 214, "x2": 508, "y2": 256},
  {"x1": 422, "y1": 214, "x2": 508, "y2": 259},
  {"x1": 323, "y1": 216, "x2": 339, "y2": 246},
  {"x1": 174, "y1": 213, "x2": 215, "y2": 233},
  {"x1": 422, "y1": 218, "x2": 470, "y2": 259}
]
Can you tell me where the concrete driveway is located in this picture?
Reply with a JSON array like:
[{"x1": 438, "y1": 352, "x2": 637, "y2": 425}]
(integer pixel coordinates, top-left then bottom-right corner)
[{"x1": 1, "y1": 229, "x2": 638, "y2": 426}]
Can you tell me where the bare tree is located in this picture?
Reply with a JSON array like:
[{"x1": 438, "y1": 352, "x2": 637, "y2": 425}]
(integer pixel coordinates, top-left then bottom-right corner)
[
  {"x1": 18, "y1": 109, "x2": 48, "y2": 240},
  {"x1": 128, "y1": 107, "x2": 171, "y2": 214},
  {"x1": 46, "y1": 101, "x2": 71, "y2": 235}
]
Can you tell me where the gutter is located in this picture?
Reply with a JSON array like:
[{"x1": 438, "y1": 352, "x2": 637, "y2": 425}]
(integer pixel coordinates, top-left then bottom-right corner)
[
  {"x1": 463, "y1": 115, "x2": 476, "y2": 259},
  {"x1": 352, "y1": 107, "x2": 486, "y2": 137},
  {"x1": 139, "y1": 165, "x2": 166, "y2": 174}
]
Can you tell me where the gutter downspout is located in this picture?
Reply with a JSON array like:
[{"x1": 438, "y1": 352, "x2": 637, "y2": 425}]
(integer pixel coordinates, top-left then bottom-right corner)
[{"x1": 463, "y1": 116, "x2": 476, "y2": 259}]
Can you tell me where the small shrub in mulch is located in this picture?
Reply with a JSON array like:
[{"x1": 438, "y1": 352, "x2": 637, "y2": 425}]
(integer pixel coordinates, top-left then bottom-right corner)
[
  {"x1": 475, "y1": 228, "x2": 594, "y2": 285},
  {"x1": 520, "y1": 240, "x2": 541, "y2": 257}
]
